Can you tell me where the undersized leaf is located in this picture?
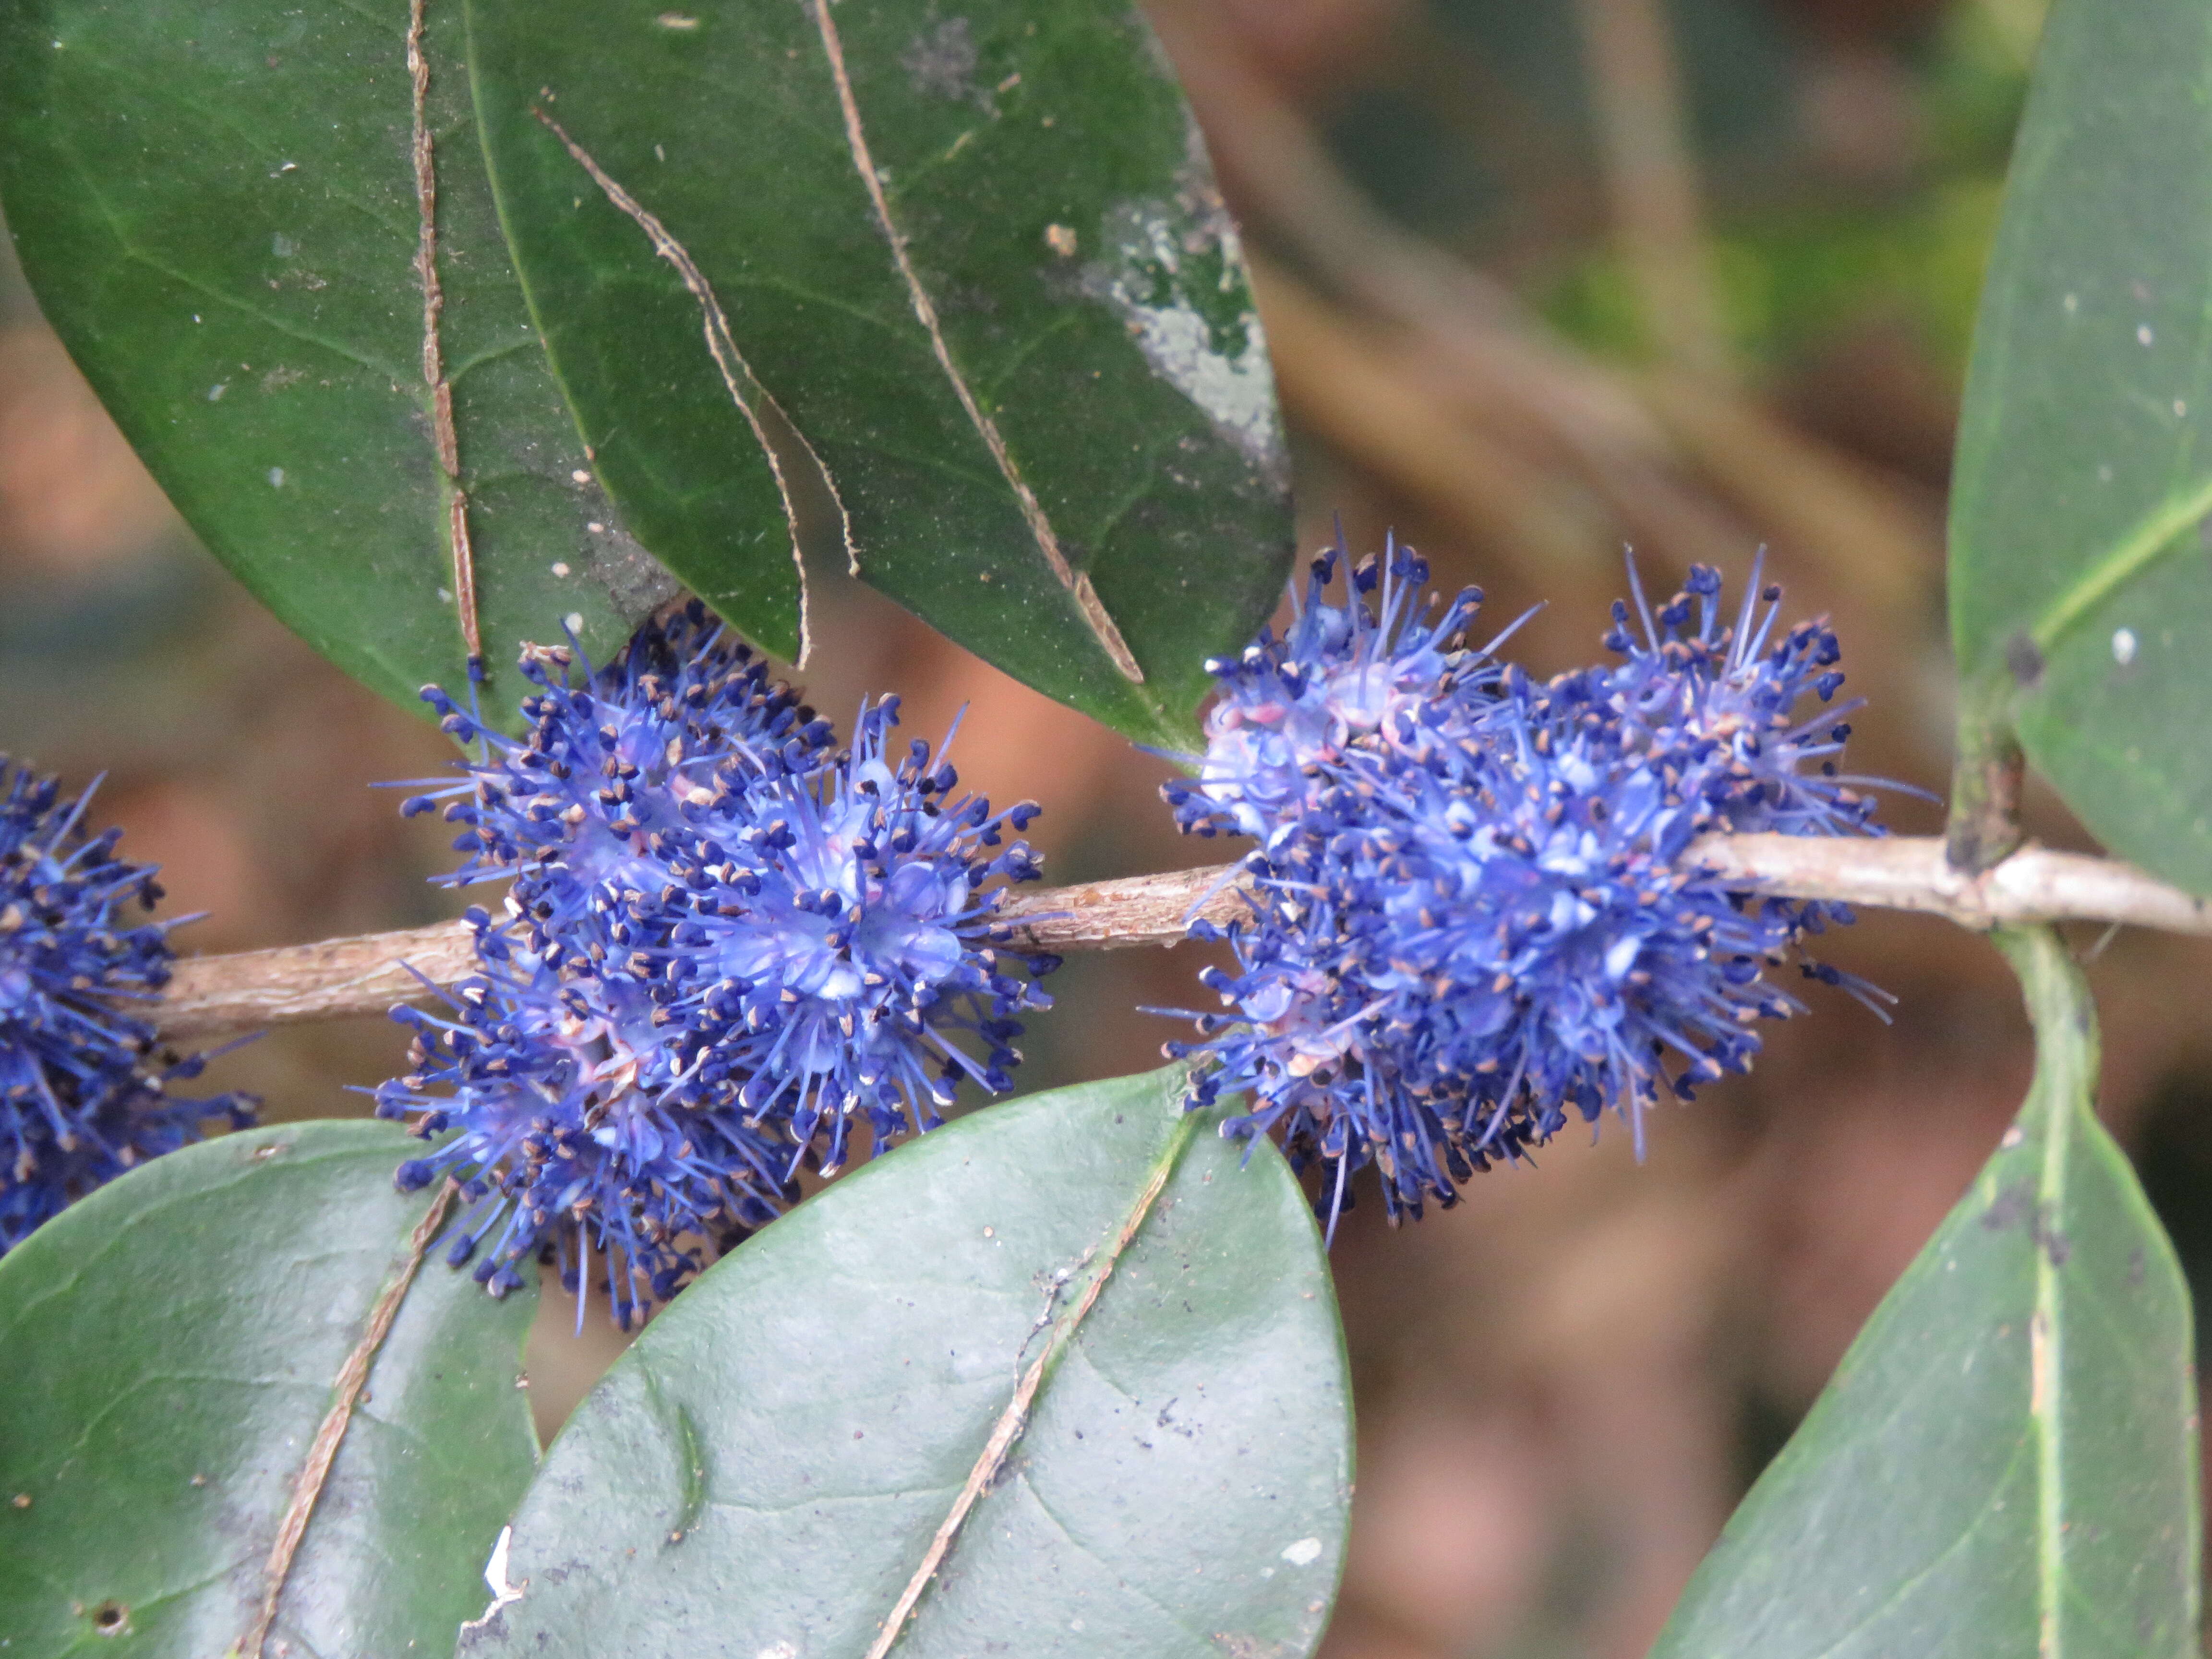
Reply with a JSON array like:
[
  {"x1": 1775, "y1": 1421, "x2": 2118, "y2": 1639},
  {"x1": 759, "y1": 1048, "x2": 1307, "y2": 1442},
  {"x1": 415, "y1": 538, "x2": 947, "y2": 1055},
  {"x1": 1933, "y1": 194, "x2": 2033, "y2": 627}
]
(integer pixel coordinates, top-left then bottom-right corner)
[
  {"x1": 464, "y1": 0, "x2": 1293, "y2": 749},
  {"x1": 0, "y1": 1120, "x2": 539, "y2": 1658},
  {"x1": 1948, "y1": 0, "x2": 2212, "y2": 891},
  {"x1": 1649, "y1": 928, "x2": 2200, "y2": 1659},
  {"x1": 0, "y1": 0, "x2": 801, "y2": 721},
  {"x1": 458, "y1": 1065, "x2": 1351, "y2": 1659}
]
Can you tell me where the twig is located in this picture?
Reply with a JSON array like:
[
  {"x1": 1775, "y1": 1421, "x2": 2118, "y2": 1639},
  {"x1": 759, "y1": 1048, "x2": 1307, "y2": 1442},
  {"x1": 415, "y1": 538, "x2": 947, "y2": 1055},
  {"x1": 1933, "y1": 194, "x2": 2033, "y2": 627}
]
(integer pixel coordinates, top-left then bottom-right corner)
[
  {"x1": 406, "y1": 0, "x2": 481, "y2": 665},
  {"x1": 533, "y1": 109, "x2": 823, "y2": 667},
  {"x1": 153, "y1": 835, "x2": 2212, "y2": 1044},
  {"x1": 808, "y1": 0, "x2": 1142, "y2": 683},
  {"x1": 240, "y1": 1179, "x2": 458, "y2": 1659},
  {"x1": 160, "y1": 918, "x2": 479, "y2": 1042}
]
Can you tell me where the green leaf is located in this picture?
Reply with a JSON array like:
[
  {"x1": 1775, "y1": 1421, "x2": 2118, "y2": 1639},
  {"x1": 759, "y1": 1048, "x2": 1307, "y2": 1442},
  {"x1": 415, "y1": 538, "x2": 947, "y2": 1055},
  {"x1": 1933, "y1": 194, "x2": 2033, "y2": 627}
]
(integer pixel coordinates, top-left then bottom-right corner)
[
  {"x1": 463, "y1": 0, "x2": 1292, "y2": 747},
  {"x1": 1650, "y1": 928, "x2": 2200, "y2": 1659},
  {"x1": 0, "y1": 0, "x2": 802, "y2": 720},
  {"x1": 1948, "y1": 0, "x2": 2212, "y2": 890},
  {"x1": 0, "y1": 1120, "x2": 539, "y2": 1658},
  {"x1": 459, "y1": 1066, "x2": 1350, "y2": 1659}
]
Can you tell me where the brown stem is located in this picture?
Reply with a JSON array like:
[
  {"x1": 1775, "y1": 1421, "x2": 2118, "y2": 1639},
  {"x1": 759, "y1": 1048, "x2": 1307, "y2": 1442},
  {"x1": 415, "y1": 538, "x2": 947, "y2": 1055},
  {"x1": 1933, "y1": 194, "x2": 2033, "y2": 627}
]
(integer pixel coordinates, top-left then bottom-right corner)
[
  {"x1": 153, "y1": 835, "x2": 2212, "y2": 1045},
  {"x1": 1947, "y1": 669, "x2": 2027, "y2": 874}
]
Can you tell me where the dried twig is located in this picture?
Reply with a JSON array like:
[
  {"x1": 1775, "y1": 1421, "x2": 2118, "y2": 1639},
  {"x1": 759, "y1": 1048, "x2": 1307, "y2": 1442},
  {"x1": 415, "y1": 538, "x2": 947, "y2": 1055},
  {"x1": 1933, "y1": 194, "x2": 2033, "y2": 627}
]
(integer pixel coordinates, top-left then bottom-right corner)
[
  {"x1": 406, "y1": 0, "x2": 480, "y2": 664},
  {"x1": 859, "y1": 1112, "x2": 1195, "y2": 1659},
  {"x1": 240, "y1": 1179, "x2": 458, "y2": 1659},
  {"x1": 154, "y1": 836, "x2": 2212, "y2": 1045}
]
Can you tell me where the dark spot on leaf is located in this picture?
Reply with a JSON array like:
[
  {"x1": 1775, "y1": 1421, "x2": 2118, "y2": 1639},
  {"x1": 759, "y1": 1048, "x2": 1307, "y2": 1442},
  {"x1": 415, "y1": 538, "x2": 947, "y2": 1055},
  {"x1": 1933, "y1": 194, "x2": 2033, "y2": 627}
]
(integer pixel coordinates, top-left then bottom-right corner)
[
  {"x1": 1982, "y1": 1179, "x2": 2034, "y2": 1232},
  {"x1": 2036, "y1": 1218, "x2": 2072, "y2": 1267},
  {"x1": 2005, "y1": 631, "x2": 2044, "y2": 688},
  {"x1": 90, "y1": 1601, "x2": 128, "y2": 1637}
]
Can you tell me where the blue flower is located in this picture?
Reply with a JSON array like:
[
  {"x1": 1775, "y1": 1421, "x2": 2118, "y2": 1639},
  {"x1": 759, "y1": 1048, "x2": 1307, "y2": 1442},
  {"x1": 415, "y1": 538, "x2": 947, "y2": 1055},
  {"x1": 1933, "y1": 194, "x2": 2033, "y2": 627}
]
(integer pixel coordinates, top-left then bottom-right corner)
[
  {"x1": 652, "y1": 697, "x2": 1054, "y2": 1174},
  {"x1": 403, "y1": 601, "x2": 835, "y2": 924},
  {"x1": 1162, "y1": 537, "x2": 1505, "y2": 849},
  {"x1": 374, "y1": 909, "x2": 790, "y2": 1329},
  {"x1": 382, "y1": 618, "x2": 1055, "y2": 1318},
  {"x1": 1592, "y1": 556, "x2": 1880, "y2": 843},
  {"x1": 0, "y1": 760, "x2": 255, "y2": 1252},
  {"x1": 1164, "y1": 558, "x2": 1886, "y2": 1234}
]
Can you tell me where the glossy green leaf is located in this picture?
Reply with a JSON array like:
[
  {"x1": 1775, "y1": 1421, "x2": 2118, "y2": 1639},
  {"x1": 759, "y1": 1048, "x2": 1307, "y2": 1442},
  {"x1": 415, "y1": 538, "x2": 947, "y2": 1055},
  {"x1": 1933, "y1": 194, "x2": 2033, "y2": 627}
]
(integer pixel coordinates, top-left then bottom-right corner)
[
  {"x1": 464, "y1": 0, "x2": 1292, "y2": 747},
  {"x1": 1948, "y1": 0, "x2": 2212, "y2": 890},
  {"x1": 460, "y1": 1066, "x2": 1350, "y2": 1659},
  {"x1": 1650, "y1": 928, "x2": 2200, "y2": 1659},
  {"x1": 0, "y1": 1120, "x2": 539, "y2": 1658},
  {"x1": 0, "y1": 0, "x2": 801, "y2": 720}
]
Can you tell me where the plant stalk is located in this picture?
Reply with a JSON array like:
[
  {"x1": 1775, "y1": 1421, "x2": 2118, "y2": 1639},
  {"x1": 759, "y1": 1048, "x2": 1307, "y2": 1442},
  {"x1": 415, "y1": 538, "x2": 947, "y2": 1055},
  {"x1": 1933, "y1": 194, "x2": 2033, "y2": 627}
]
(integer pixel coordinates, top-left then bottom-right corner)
[{"x1": 153, "y1": 832, "x2": 2212, "y2": 1044}]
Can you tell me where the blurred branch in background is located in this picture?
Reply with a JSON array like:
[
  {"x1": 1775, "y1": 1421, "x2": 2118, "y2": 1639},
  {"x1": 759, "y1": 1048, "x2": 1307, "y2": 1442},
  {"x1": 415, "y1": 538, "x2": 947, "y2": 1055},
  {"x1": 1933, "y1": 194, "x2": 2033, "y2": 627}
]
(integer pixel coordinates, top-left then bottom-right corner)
[
  {"x1": 1572, "y1": 0, "x2": 1736, "y2": 382},
  {"x1": 1151, "y1": 0, "x2": 1941, "y2": 793}
]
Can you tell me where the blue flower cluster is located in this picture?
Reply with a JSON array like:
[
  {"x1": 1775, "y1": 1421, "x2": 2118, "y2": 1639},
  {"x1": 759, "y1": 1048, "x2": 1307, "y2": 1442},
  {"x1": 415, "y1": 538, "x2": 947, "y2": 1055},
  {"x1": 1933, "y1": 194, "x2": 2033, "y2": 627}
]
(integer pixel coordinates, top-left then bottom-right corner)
[
  {"x1": 1163, "y1": 545, "x2": 1885, "y2": 1234},
  {"x1": 0, "y1": 761, "x2": 254, "y2": 1252},
  {"x1": 378, "y1": 605, "x2": 1054, "y2": 1324},
  {"x1": 1162, "y1": 539, "x2": 1504, "y2": 848}
]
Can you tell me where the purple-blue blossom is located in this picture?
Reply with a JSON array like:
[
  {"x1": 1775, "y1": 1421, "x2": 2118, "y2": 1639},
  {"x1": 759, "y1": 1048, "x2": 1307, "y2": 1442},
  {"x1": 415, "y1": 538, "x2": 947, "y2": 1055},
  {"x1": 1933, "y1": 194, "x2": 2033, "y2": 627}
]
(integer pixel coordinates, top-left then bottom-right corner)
[
  {"x1": 654, "y1": 697, "x2": 1054, "y2": 1174},
  {"x1": 1163, "y1": 554, "x2": 1887, "y2": 1234},
  {"x1": 380, "y1": 615, "x2": 1055, "y2": 1317},
  {"x1": 0, "y1": 760, "x2": 254, "y2": 1252},
  {"x1": 1162, "y1": 538, "x2": 1505, "y2": 849},
  {"x1": 374, "y1": 909, "x2": 789, "y2": 1329},
  {"x1": 402, "y1": 601, "x2": 835, "y2": 924}
]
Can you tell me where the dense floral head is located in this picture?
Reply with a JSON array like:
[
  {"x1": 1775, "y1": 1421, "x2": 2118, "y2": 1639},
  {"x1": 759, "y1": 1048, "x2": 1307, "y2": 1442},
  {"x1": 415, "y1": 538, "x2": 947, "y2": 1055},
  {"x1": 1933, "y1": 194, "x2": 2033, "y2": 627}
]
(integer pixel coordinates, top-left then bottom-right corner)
[
  {"x1": 1163, "y1": 555, "x2": 1887, "y2": 1232},
  {"x1": 383, "y1": 618, "x2": 1055, "y2": 1318},
  {"x1": 1163, "y1": 537, "x2": 1502, "y2": 848},
  {"x1": 405, "y1": 601, "x2": 836, "y2": 920},
  {"x1": 0, "y1": 760, "x2": 255, "y2": 1252},
  {"x1": 375, "y1": 909, "x2": 790, "y2": 1328},
  {"x1": 652, "y1": 697, "x2": 1054, "y2": 1174},
  {"x1": 1591, "y1": 555, "x2": 1877, "y2": 842}
]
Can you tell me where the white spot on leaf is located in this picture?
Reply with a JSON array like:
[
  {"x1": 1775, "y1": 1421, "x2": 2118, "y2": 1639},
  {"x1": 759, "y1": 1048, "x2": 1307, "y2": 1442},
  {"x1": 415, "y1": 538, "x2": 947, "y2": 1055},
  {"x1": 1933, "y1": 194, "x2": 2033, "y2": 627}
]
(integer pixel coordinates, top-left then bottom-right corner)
[
  {"x1": 266, "y1": 467, "x2": 285, "y2": 487},
  {"x1": 2113, "y1": 627, "x2": 2138, "y2": 665},
  {"x1": 1083, "y1": 193, "x2": 1285, "y2": 476},
  {"x1": 1280, "y1": 1536, "x2": 1323, "y2": 1566},
  {"x1": 902, "y1": 18, "x2": 980, "y2": 103}
]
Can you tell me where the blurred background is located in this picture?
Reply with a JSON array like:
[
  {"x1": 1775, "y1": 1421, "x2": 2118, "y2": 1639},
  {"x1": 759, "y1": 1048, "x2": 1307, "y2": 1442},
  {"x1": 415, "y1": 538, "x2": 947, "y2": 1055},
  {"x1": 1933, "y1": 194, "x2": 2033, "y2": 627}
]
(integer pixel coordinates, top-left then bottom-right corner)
[{"x1": 6, "y1": 0, "x2": 2212, "y2": 1652}]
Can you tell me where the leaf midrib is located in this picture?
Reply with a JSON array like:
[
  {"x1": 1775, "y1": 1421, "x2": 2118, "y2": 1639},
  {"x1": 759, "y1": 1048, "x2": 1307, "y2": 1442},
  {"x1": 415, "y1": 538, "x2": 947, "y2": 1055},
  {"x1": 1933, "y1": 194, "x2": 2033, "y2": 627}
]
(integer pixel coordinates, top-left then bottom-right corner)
[{"x1": 2027, "y1": 473, "x2": 2212, "y2": 655}]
